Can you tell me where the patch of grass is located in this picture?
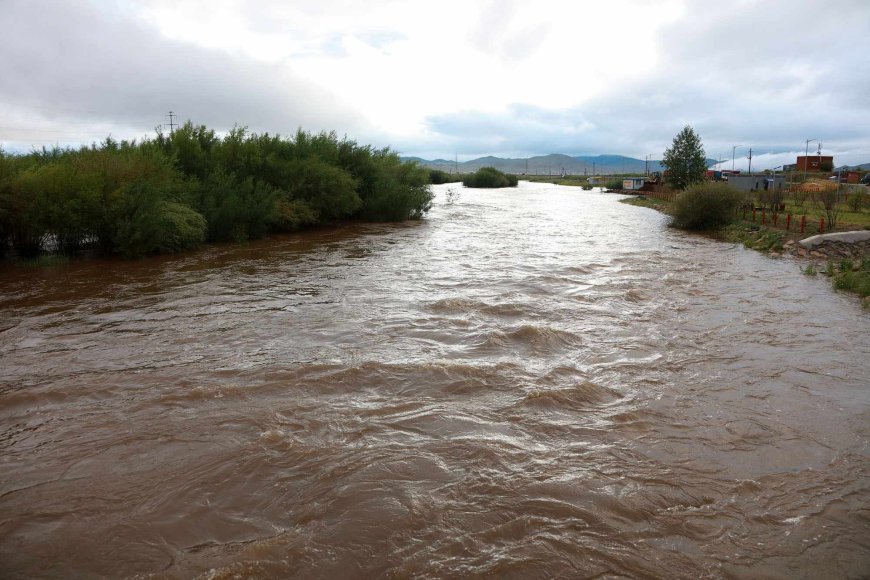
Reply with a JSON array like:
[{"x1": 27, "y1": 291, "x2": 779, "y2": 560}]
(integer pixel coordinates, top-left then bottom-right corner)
[
  {"x1": 776, "y1": 191, "x2": 870, "y2": 231},
  {"x1": 619, "y1": 195, "x2": 672, "y2": 211},
  {"x1": 804, "y1": 263, "x2": 817, "y2": 276},
  {"x1": 829, "y1": 257, "x2": 870, "y2": 299},
  {"x1": 722, "y1": 223, "x2": 786, "y2": 252}
]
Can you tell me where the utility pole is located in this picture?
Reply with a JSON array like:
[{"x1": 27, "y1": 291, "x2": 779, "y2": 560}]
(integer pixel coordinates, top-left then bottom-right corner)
[
  {"x1": 732, "y1": 145, "x2": 743, "y2": 173},
  {"x1": 166, "y1": 111, "x2": 177, "y2": 134},
  {"x1": 747, "y1": 148, "x2": 752, "y2": 175}
]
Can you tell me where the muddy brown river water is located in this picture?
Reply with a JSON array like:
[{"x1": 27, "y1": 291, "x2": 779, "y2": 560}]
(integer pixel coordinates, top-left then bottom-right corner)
[{"x1": 1, "y1": 182, "x2": 868, "y2": 578}]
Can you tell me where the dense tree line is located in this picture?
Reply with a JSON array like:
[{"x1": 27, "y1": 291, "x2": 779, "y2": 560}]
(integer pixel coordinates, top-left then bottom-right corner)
[{"x1": 0, "y1": 123, "x2": 433, "y2": 258}]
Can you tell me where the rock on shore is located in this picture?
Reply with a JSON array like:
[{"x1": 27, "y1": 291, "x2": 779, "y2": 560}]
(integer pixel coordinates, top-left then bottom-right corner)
[{"x1": 784, "y1": 232, "x2": 870, "y2": 260}]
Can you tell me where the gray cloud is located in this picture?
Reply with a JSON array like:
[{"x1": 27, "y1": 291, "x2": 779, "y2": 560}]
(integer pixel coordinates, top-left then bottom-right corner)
[
  {"x1": 2, "y1": 0, "x2": 868, "y2": 167},
  {"x1": 422, "y1": 0, "x2": 870, "y2": 165},
  {"x1": 0, "y1": 0, "x2": 361, "y2": 147},
  {"x1": 469, "y1": 0, "x2": 550, "y2": 61}
]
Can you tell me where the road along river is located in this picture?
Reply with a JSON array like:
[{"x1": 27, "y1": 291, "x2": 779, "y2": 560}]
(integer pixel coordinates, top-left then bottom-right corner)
[{"x1": 1, "y1": 182, "x2": 868, "y2": 578}]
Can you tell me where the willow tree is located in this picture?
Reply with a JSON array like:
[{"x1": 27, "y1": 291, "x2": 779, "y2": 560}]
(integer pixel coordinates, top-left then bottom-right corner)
[{"x1": 662, "y1": 125, "x2": 706, "y2": 190}]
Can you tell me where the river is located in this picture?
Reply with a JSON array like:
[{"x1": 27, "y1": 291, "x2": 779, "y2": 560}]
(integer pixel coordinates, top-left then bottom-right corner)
[{"x1": 1, "y1": 182, "x2": 868, "y2": 578}]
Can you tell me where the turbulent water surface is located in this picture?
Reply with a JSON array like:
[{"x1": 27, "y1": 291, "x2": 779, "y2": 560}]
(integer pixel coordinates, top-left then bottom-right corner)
[{"x1": 1, "y1": 183, "x2": 868, "y2": 578}]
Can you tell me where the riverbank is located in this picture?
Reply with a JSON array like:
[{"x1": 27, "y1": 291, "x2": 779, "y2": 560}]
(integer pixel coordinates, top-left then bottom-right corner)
[{"x1": 619, "y1": 193, "x2": 870, "y2": 305}]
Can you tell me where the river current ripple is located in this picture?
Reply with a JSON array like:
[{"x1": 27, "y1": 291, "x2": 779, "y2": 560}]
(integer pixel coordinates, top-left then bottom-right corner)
[{"x1": 1, "y1": 183, "x2": 868, "y2": 578}]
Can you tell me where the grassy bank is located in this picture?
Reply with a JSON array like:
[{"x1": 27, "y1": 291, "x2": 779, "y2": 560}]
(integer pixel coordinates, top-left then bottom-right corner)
[
  {"x1": 804, "y1": 257, "x2": 870, "y2": 301},
  {"x1": 619, "y1": 195, "x2": 672, "y2": 211},
  {"x1": 721, "y1": 223, "x2": 788, "y2": 252}
]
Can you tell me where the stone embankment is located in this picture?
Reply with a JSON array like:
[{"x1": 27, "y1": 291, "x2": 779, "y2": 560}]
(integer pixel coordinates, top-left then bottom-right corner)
[{"x1": 784, "y1": 231, "x2": 870, "y2": 260}]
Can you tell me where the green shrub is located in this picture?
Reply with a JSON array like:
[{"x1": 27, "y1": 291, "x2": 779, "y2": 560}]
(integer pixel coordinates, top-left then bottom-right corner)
[
  {"x1": 428, "y1": 169, "x2": 455, "y2": 184},
  {"x1": 831, "y1": 257, "x2": 870, "y2": 297},
  {"x1": 605, "y1": 178, "x2": 624, "y2": 190},
  {"x1": 113, "y1": 182, "x2": 206, "y2": 257},
  {"x1": 357, "y1": 154, "x2": 432, "y2": 221},
  {"x1": 1, "y1": 122, "x2": 436, "y2": 260},
  {"x1": 671, "y1": 182, "x2": 746, "y2": 230},
  {"x1": 283, "y1": 157, "x2": 360, "y2": 222},
  {"x1": 273, "y1": 199, "x2": 318, "y2": 231},
  {"x1": 193, "y1": 171, "x2": 278, "y2": 242},
  {"x1": 848, "y1": 189, "x2": 867, "y2": 212},
  {"x1": 462, "y1": 167, "x2": 518, "y2": 188}
]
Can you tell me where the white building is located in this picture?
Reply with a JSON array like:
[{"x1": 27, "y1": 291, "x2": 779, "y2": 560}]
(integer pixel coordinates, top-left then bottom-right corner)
[{"x1": 726, "y1": 175, "x2": 786, "y2": 193}]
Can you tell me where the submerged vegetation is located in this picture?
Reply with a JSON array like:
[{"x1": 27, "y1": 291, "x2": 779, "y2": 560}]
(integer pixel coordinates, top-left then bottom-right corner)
[
  {"x1": 462, "y1": 167, "x2": 519, "y2": 188},
  {"x1": 829, "y1": 257, "x2": 870, "y2": 298},
  {"x1": 0, "y1": 123, "x2": 433, "y2": 259},
  {"x1": 428, "y1": 169, "x2": 461, "y2": 185},
  {"x1": 806, "y1": 256, "x2": 870, "y2": 302}
]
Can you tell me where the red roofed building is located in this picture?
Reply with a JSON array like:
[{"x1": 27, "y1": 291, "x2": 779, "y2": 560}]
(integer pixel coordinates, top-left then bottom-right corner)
[{"x1": 796, "y1": 155, "x2": 833, "y2": 172}]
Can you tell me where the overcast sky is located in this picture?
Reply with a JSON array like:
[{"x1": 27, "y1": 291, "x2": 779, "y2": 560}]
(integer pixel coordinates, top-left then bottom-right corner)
[{"x1": 2, "y1": 0, "x2": 869, "y2": 169}]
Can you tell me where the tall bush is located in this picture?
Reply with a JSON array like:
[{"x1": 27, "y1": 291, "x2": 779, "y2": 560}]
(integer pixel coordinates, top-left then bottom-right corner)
[
  {"x1": 113, "y1": 182, "x2": 206, "y2": 257},
  {"x1": 357, "y1": 153, "x2": 432, "y2": 221},
  {"x1": 283, "y1": 157, "x2": 361, "y2": 222},
  {"x1": 671, "y1": 182, "x2": 745, "y2": 230},
  {"x1": 848, "y1": 189, "x2": 867, "y2": 212},
  {"x1": 463, "y1": 167, "x2": 518, "y2": 188},
  {"x1": 194, "y1": 171, "x2": 277, "y2": 242},
  {"x1": 429, "y1": 169, "x2": 455, "y2": 184}
]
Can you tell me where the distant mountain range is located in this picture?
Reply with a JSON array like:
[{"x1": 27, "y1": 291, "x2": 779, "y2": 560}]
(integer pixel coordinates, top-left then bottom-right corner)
[{"x1": 402, "y1": 154, "x2": 719, "y2": 175}]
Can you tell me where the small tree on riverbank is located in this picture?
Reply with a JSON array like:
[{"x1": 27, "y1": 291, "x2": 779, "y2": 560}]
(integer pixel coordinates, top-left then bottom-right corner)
[{"x1": 662, "y1": 125, "x2": 706, "y2": 190}]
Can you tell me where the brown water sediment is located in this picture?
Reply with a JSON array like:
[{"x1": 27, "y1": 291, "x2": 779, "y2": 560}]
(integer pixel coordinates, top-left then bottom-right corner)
[{"x1": 1, "y1": 183, "x2": 868, "y2": 578}]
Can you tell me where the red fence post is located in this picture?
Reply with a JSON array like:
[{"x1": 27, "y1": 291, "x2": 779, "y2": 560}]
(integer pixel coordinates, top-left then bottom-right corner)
[
  {"x1": 773, "y1": 213, "x2": 778, "y2": 226},
  {"x1": 801, "y1": 215, "x2": 806, "y2": 233},
  {"x1": 786, "y1": 213, "x2": 791, "y2": 230},
  {"x1": 819, "y1": 217, "x2": 825, "y2": 234}
]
